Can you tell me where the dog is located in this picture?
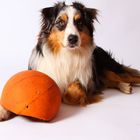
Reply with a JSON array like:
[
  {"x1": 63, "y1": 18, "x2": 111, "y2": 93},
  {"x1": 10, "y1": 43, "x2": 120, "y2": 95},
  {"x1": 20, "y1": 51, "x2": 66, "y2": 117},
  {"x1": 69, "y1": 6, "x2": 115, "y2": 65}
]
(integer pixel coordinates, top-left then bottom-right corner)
[{"x1": 0, "y1": 2, "x2": 140, "y2": 121}]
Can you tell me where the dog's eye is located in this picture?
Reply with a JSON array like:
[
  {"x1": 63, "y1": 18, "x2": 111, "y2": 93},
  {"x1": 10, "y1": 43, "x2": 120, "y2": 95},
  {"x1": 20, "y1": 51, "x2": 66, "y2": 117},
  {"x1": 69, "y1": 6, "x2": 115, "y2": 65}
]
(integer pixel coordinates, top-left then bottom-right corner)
[
  {"x1": 77, "y1": 20, "x2": 83, "y2": 26},
  {"x1": 75, "y1": 19, "x2": 83, "y2": 30},
  {"x1": 56, "y1": 20, "x2": 66, "y2": 31},
  {"x1": 58, "y1": 20, "x2": 65, "y2": 27}
]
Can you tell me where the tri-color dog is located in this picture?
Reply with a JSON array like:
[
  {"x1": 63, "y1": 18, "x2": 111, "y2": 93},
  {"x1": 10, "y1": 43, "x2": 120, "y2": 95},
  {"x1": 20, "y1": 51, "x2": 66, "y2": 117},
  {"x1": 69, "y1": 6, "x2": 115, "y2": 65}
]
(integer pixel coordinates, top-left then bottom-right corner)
[{"x1": 0, "y1": 2, "x2": 140, "y2": 121}]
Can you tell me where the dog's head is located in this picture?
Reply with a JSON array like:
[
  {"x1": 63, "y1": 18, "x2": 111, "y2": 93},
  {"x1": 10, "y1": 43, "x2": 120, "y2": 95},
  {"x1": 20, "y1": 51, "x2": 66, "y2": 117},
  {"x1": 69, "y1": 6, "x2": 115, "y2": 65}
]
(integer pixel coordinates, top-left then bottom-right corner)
[{"x1": 40, "y1": 2, "x2": 98, "y2": 53}]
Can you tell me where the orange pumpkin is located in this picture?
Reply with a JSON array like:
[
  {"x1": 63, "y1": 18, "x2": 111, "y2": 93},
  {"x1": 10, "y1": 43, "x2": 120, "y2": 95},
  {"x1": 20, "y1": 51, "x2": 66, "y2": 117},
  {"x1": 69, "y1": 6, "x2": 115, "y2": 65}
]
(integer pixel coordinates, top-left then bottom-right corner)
[{"x1": 0, "y1": 70, "x2": 61, "y2": 121}]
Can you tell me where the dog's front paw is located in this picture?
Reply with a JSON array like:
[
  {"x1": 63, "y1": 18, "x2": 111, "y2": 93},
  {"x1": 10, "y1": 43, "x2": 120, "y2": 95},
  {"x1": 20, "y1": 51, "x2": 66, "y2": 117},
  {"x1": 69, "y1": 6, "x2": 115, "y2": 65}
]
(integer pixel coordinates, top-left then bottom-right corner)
[
  {"x1": 0, "y1": 105, "x2": 11, "y2": 121},
  {"x1": 118, "y1": 82, "x2": 132, "y2": 94},
  {"x1": 63, "y1": 81, "x2": 88, "y2": 106}
]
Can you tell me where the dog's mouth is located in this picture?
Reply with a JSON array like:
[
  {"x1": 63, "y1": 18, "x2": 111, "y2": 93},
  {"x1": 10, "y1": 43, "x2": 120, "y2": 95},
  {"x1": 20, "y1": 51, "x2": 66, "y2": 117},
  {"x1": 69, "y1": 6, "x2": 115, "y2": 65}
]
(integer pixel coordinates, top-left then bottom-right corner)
[
  {"x1": 68, "y1": 44, "x2": 77, "y2": 48},
  {"x1": 61, "y1": 42, "x2": 79, "y2": 50},
  {"x1": 66, "y1": 43, "x2": 80, "y2": 49}
]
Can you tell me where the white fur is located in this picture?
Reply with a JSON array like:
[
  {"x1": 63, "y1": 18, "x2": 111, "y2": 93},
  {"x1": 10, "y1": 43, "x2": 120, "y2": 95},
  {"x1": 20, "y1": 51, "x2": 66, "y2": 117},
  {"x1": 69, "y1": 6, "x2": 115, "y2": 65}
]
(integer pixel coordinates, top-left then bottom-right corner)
[
  {"x1": 33, "y1": 44, "x2": 95, "y2": 94},
  {"x1": 58, "y1": 6, "x2": 81, "y2": 48},
  {"x1": 0, "y1": 105, "x2": 11, "y2": 121}
]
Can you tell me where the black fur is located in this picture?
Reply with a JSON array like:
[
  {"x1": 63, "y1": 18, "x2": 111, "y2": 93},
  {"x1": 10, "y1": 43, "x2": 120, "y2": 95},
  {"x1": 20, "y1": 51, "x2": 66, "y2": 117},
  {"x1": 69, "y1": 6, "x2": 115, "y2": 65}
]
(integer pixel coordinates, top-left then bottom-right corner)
[
  {"x1": 92, "y1": 46, "x2": 126, "y2": 90},
  {"x1": 93, "y1": 46, "x2": 125, "y2": 75},
  {"x1": 28, "y1": 66, "x2": 32, "y2": 70},
  {"x1": 36, "y1": 42, "x2": 43, "y2": 56},
  {"x1": 41, "y1": 2, "x2": 66, "y2": 37}
]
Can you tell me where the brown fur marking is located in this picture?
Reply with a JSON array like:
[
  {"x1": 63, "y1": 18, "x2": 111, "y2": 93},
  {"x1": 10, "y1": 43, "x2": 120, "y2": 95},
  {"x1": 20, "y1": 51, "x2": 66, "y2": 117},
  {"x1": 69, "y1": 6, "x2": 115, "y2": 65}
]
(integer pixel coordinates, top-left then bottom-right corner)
[
  {"x1": 63, "y1": 81, "x2": 102, "y2": 106},
  {"x1": 47, "y1": 28, "x2": 64, "y2": 54},
  {"x1": 74, "y1": 13, "x2": 81, "y2": 21},
  {"x1": 63, "y1": 81, "x2": 88, "y2": 106},
  {"x1": 59, "y1": 14, "x2": 68, "y2": 22},
  {"x1": 104, "y1": 70, "x2": 140, "y2": 85},
  {"x1": 120, "y1": 75, "x2": 140, "y2": 84},
  {"x1": 80, "y1": 31, "x2": 92, "y2": 48}
]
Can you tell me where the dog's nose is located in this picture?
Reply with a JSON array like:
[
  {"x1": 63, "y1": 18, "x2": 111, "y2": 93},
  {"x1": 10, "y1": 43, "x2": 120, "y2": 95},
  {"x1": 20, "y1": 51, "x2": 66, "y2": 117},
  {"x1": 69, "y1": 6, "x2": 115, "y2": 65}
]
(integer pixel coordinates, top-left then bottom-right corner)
[{"x1": 68, "y1": 34, "x2": 78, "y2": 44}]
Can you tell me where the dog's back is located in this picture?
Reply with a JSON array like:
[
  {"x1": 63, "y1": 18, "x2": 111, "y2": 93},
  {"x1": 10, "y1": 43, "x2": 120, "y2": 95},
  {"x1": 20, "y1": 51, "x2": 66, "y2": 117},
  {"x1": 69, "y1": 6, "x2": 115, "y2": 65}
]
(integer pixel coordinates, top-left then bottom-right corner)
[{"x1": 93, "y1": 46, "x2": 140, "y2": 93}]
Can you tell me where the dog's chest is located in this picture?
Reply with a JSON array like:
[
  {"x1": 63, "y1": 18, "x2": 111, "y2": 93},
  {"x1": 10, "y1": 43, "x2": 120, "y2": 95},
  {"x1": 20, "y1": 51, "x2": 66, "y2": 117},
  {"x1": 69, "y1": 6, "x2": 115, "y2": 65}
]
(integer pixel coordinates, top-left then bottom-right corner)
[{"x1": 37, "y1": 47, "x2": 93, "y2": 93}]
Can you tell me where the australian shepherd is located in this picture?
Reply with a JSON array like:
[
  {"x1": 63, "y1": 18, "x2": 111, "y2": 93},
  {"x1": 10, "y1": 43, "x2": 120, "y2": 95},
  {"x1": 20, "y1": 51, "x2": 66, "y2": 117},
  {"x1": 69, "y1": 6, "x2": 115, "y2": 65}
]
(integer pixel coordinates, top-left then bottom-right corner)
[{"x1": 0, "y1": 2, "x2": 140, "y2": 121}]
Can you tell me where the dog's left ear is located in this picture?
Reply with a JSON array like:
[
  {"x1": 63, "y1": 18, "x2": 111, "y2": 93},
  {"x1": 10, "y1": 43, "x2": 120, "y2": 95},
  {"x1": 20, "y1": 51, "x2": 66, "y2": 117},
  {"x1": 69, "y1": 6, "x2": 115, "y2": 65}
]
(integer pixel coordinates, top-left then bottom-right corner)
[
  {"x1": 41, "y1": 7, "x2": 53, "y2": 18},
  {"x1": 86, "y1": 8, "x2": 98, "y2": 21},
  {"x1": 41, "y1": 7, "x2": 57, "y2": 35},
  {"x1": 41, "y1": 2, "x2": 66, "y2": 24},
  {"x1": 41, "y1": 2, "x2": 66, "y2": 35}
]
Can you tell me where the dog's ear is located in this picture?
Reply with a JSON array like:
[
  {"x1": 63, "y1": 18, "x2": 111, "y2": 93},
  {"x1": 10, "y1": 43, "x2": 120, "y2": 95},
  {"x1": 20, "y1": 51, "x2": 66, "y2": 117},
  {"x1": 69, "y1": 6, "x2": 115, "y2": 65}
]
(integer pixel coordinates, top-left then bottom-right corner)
[
  {"x1": 41, "y1": 7, "x2": 53, "y2": 19},
  {"x1": 41, "y1": 2, "x2": 66, "y2": 35},
  {"x1": 86, "y1": 8, "x2": 98, "y2": 21},
  {"x1": 41, "y1": 7, "x2": 55, "y2": 35},
  {"x1": 72, "y1": 2, "x2": 98, "y2": 21}
]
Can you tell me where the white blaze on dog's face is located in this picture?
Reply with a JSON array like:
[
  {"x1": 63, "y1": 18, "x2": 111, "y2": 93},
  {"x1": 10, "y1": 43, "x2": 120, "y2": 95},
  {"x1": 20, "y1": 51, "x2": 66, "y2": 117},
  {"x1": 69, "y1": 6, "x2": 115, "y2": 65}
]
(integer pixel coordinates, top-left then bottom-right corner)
[{"x1": 58, "y1": 6, "x2": 81, "y2": 49}]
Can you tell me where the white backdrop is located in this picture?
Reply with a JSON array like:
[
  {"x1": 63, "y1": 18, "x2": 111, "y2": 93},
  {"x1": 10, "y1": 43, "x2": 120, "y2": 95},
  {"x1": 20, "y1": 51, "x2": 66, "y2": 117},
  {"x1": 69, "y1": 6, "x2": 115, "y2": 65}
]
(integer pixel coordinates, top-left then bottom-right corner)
[{"x1": 0, "y1": 0, "x2": 140, "y2": 140}]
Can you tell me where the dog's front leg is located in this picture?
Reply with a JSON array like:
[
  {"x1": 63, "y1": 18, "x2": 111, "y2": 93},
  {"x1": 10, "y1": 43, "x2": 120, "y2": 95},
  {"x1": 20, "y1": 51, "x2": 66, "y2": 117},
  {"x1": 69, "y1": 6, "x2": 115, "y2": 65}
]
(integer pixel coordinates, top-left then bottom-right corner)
[
  {"x1": 62, "y1": 80, "x2": 102, "y2": 106},
  {"x1": 62, "y1": 81, "x2": 88, "y2": 106}
]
